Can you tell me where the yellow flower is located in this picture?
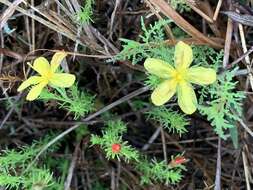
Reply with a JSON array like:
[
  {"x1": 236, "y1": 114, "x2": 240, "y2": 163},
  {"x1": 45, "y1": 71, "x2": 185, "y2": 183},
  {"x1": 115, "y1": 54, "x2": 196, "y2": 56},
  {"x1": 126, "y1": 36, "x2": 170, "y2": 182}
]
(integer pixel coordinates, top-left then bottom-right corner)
[
  {"x1": 144, "y1": 41, "x2": 217, "y2": 114},
  {"x1": 18, "y1": 52, "x2": 76, "y2": 101}
]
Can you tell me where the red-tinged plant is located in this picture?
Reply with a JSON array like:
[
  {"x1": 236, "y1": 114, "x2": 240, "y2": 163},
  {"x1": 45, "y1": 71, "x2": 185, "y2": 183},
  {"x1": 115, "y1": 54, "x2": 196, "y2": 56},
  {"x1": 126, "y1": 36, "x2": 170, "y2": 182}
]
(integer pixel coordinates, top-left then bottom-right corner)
[{"x1": 111, "y1": 143, "x2": 121, "y2": 153}]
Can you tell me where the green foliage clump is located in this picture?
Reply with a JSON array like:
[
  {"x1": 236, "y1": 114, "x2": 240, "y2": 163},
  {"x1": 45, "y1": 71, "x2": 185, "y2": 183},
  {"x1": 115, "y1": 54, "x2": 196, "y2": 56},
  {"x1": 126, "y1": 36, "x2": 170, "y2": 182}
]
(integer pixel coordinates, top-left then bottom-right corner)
[
  {"x1": 115, "y1": 18, "x2": 171, "y2": 64},
  {"x1": 136, "y1": 158, "x2": 185, "y2": 185},
  {"x1": 199, "y1": 68, "x2": 245, "y2": 139},
  {"x1": 144, "y1": 74, "x2": 163, "y2": 89},
  {"x1": 26, "y1": 168, "x2": 54, "y2": 190},
  {"x1": 91, "y1": 119, "x2": 186, "y2": 185},
  {"x1": 146, "y1": 106, "x2": 189, "y2": 135},
  {"x1": 91, "y1": 120, "x2": 140, "y2": 162},
  {"x1": 116, "y1": 16, "x2": 222, "y2": 68},
  {"x1": 0, "y1": 136, "x2": 61, "y2": 189},
  {"x1": 168, "y1": 0, "x2": 191, "y2": 12},
  {"x1": 116, "y1": 38, "x2": 148, "y2": 64},
  {"x1": 192, "y1": 45, "x2": 224, "y2": 68},
  {"x1": 76, "y1": 0, "x2": 95, "y2": 24},
  {"x1": 149, "y1": 46, "x2": 174, "y2": 63},
  {"x1": 39, "y1": 84, "x2": 95, "y2": 119},
  {"x1": 139, "y1": 18, "x2": 169, "y2": 44}
]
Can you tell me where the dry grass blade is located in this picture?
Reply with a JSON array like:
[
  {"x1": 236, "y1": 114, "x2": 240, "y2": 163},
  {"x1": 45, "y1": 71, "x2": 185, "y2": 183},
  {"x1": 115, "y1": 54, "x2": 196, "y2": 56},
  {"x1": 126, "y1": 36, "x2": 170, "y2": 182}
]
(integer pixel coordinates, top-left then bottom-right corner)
[
  {"x1": 242, "y1": 149, "x2": 251, "y2": 190},
  {"x1": 230, "y1": 46, "x2": 253, "y2": 67},
  {"x1": 199, "y1": 1, "x2": 222, "y2": 37},
  {"x1": 237, "y1": 117, "x2": 253, "y2": 138},
  {"x1": 0, "y1": 0, "x2": 79, "y2": 42},
  {"x1": 185, "y1": 0, "x2": 213, "y2": 23},
  {"x1": 0, "y1": 0, "x2": 103, "y2": 52},
  {"x1": 64, "y1": 141, "x2": 80, "y2": 190},
  {"x1": 237, "y1": 9, "x2": 253, "y2": 91},
  {"x1": 148, "y1": 0, "x2": 223, "y2": 48},
  {"x1": 213, "y1": 0, "x2": 223, "y2": 21},
  {"x1": 109, "y1": 0, "x2": 121, "y2": 40},
  {"x1": 214, "y1": 138, "x2": 221, "y2": 190},
  {"x1": 222, "y1": 5, "x2": 233, "y2": 68},
  {"x1": 164, "y1": 37, "x2": 225, "y2": 46},
  {"x1": 0, "y1": 0, "x2": 25, "y2": 29}
]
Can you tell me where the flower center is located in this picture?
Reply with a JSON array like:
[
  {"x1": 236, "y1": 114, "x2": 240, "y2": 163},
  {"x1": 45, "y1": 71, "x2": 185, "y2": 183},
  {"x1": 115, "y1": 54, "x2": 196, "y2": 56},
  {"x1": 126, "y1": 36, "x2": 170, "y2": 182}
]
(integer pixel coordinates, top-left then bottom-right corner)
[
  {"x1": 44, "y1": 71, "x2": 53, "y2": 81},
  {"x1": 174, "y1": 71, "x2": 184, "y2": 83}
]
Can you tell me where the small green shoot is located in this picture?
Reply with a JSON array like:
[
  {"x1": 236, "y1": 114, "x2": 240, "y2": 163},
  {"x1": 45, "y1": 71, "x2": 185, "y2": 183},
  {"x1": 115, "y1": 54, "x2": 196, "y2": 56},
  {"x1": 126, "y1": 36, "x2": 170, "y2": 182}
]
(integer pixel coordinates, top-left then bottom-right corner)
[
  {"x1": 76, "y1": 0, "x2": 95, "y2": 24},
  {"x1": 91, "y1": 120, "x2": 140, "y2": 162},
  {"x1": 39, "y1": 84, "x2": 95, "y2": 120},
  {"x1": 146, "y1": 106, "x2": 189, "y2": 135},
  {"x1": 199, "y1": 68, "x2": 245, "y2": 139}
]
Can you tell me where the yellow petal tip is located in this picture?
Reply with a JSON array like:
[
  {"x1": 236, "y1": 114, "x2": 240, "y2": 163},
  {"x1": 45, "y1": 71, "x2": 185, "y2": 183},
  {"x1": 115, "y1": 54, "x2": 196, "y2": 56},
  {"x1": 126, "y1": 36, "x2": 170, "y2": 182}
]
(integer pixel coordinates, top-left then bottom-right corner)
[
  {"x1": 182, "y1": 107, "x2": 196, "y2": 115},
  {"x1": 151, "y1": 98, "x2": 164, "y2": 106},
  {"x1": 151, "y1": 91, "x2": 164, "y2": 106},
  {"x1": 26, "y1": 97, "x2": 34, "y2": 101},
  {"x1": 143, "y1": 58, "x2": 154, "y2": 69}
]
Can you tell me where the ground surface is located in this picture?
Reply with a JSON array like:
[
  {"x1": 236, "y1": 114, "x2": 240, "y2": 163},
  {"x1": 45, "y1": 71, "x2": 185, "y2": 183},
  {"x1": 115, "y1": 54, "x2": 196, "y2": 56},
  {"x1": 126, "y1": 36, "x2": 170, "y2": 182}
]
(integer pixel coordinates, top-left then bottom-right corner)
[{"x1": 0, "y1": 0, "x2": 253, "y2": 189}]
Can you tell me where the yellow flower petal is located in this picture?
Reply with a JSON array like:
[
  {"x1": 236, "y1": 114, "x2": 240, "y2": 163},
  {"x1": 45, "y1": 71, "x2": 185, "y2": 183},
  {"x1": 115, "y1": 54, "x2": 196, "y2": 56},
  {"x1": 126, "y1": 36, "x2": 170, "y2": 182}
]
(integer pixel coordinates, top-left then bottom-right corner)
[
  {"x1": 50, "y1": 51, "x2": 68, "y2": 73},
  {"x1": 17, "y1": 76, "x2": 43, "y2": 92},
  {"x1": 187, "y1": 67, "x2": 217, "y2": 85},
  {"x1": 32, "y1": 57, "x2": 51, "y2": 76},
  {"x1": 144, "y1": 58, "x2": 176, "y2": 79},
  {"x1": 174, "y1": 41, "x2": 193, "y2": 70},
  {"x1": 26, "y1": 82, "x2": 47, "y2": 101},
  {"x1": 177, "y1": 82, "x2": 197, "y2": 114},
  {"x1": 151, "y1": 79, "x2": 177, "y2": 106},
  {"x1": 49, "y1": 73, "x2": 75, "y2": 87}
]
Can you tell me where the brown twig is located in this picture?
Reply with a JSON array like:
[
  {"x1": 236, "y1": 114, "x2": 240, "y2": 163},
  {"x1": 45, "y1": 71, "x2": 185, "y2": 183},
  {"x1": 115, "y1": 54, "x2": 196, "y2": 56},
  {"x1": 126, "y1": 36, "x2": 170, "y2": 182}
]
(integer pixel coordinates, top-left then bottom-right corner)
[
  {"x1": 222, "y1": 2, "x2": 233, "y2": 68},
  {"x1": 185, "y1": 0, "x2": 214, "y2": 23},
  {"x1": 161, "y1": 128, "x2": 168, "y2": 164},
  {"x1": 214, "y1": 138, "x2": 221, "y2": 190},
  {"x1": 148, "y1": 0, "x2": 223, "y2": 48},
  {"x1": 0, "y1": 0, "x2": 25, "y2": 29},
  {"x1": 213, "y1": 0, "x2": 223, "y2": 21},
  {"x1": 228, "y1": 46, "x2": 253, "y2": 68},
  {"x1": 242, "y1": 148, "x2": 251, "y2": 190},
  {"x1": 64, "y1": 141, "x2": 80, "y2": 190},
  {"x1": 164, "y1": 37, "x2": 225, "y2": 48}
]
